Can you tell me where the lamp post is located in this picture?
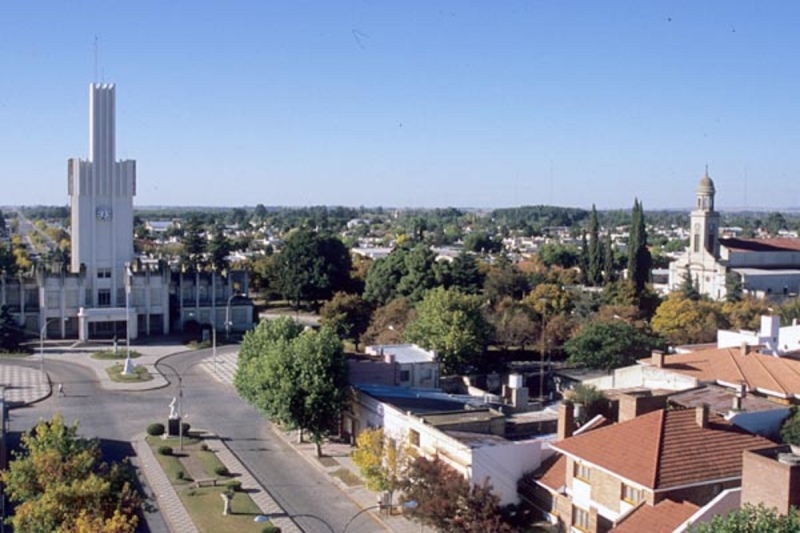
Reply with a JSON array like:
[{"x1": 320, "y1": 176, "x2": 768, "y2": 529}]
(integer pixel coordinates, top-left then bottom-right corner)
[
  {"x1": 225, "y1": 292, "x2": 244, "y2": 341},
  {"x1": 211, "y1": 324, "x2": 218, "y2": 375},
  {"x1": 124, "y1": 263, "x2": 132, "y2": 374}
]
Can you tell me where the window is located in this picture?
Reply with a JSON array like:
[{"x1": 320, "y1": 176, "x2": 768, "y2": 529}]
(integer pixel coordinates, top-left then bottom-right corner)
[
  {"x1": 399, "y1": 370, "x2": 411, "y2": 382},
  {"x1": 98, "y1": 289, "x2": 111, "y2": 307},
  {"x1": 408, "y1": 429, "x2": 420, "y2": 447},
  {"x1": 97, "y1": 268, "x2": 111, "y2": 279},
  {"x1": 572, "y1": 506, "x2": 590, "y2": 531},
  {"x1": 573, "y1": 462, "x2": 591, "y2": 482},
  {"x1": 621, "y1": 483, "x2": 642, "y2": 504}
]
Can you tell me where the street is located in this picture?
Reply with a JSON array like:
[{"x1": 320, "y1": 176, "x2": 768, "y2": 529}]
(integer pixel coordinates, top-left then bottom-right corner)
[{"x1": 3, "y1": 348, "x2": 384, "y2": 533}]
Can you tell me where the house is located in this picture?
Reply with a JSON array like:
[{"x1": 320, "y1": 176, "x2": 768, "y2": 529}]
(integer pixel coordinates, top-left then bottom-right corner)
[
  {"x1": 346, "y1": 383, "x2": 549, "y2": 505},
  {"x1": 359, "y1": 343, "x2": 440, "y2": 389},
  {"x1": 532, "y1": 402, "x2": 773, "y2": 532}
]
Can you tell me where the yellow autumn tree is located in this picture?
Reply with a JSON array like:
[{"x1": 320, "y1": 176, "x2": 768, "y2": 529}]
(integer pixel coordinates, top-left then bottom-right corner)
[
  {"x1": 351, "y1": 427, "x2": 415, "y2": 506},
  {"x1": 652, "y1": 293, "x2": 727, "y2": 345}
]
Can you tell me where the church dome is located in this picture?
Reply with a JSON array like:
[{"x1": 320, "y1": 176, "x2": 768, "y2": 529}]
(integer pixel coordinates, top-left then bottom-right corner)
[{"x1": 697, "y1": 169, "x2": 715, "y2": 196}]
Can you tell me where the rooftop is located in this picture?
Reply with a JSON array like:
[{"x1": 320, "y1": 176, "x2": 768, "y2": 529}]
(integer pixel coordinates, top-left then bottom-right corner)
[
  {"x1": 551, "y1": 408, "x2": 773, "y2": 490},
  {"x1": 365, "y1": 343, "x2": 436, "y2": 364},
  {"x1": 641, "y1": 348, "x2": 800, "y2": 400},
  {"x1": 669, "y1": 384, "x2": 783, "y2": 415},
  {"x1": 720, "y1": 237, "x2": 800, "y2": 253},
  {"x1": 612, "y1": 499, "x2": 699, "y2": 533},
  {"x1": 355, "y1": 383, "x2": 485, "y2": 414}
]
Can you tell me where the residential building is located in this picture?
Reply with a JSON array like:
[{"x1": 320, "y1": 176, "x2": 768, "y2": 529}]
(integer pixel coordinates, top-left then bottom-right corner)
[{"x1": 532, "y1": 403, "x2": 773, "y2": 532}]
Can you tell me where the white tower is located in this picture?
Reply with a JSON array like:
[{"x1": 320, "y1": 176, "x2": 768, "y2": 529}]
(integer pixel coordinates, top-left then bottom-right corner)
[
  {"x1": 68, "y1": 84, "x2": 136, "y2": 307},
  {"x1": 689, "y1": 167, "x2": 720, "y2": 260}
]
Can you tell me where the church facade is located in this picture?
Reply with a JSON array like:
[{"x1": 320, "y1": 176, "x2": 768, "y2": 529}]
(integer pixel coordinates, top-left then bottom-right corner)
[
  {"x1": 668, "y1": 172, "x2": 800, "y2": 301},
  {"x1": 2, "y1": 84, "x2": 252, "y2": 341}
]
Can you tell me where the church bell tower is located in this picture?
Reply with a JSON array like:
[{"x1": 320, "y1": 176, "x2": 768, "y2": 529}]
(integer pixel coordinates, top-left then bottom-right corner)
[{"x1": 690, "y1": 168, "x2": 720, "y2": 259}]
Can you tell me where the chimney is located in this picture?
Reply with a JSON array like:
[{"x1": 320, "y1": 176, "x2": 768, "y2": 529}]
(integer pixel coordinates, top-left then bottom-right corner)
[
  {"x1": 652, "y1": 350, "x2": 665, "y2": 368},
  {"x1": 738, "y1": 381, "x2": 747, "y2": 399},
  {"x1": 558, "y1": 401, "x2": 574, "y2": 440},
  {"x1": 696, "y1": 404, "x2": 709, "y2": 429},
  {"x1": 384, "y1": 352, "x2": 395, "y2": 364},
  {"x1": 740, "y1": 342, "x2": 750, "y2": 357},
  {"x1": 732, "y1": 395, "x2": 743, "y2": 411}
]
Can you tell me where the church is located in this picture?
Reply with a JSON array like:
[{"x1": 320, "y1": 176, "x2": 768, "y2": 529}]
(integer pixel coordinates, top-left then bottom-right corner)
[
  {"x1": 2, "y1": 84, "x2": 253, "y2": 341},
  {"x1": 668, "y1": 171, "x2": 800, "y2": 301}
]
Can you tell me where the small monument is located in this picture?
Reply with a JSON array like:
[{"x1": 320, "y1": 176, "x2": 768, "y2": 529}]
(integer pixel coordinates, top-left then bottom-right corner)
[
  {"x1": 167, "y1": 397, "x2": 181, "y2": 436},
  {"x1": 121, "y1": 355, "x2": 136, "y2": 376}
]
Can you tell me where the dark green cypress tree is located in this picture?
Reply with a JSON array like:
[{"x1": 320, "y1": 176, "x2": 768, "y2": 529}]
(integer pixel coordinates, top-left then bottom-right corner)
[
  {"x1": 579, "y1": 231, "x2": 589, "y2": 285},
  {"x1": 626, "y1": 199, "x2": 652, "y2": 294},
  {"x1": 603, "y1": 231, "x2": 615, "y2": 285},
  {"x1": 588, "y1": 205, "x2": 602, "y2": 286}
]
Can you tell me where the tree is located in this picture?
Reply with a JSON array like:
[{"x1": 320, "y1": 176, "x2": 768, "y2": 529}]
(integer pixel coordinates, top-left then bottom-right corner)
[
  {"x1": 725, "y1": 271, "x2": 743, "y2": 303},
  {"x1": 567, "y1": 384, "x2": 612, "y2": 424},
  {"x1": 483, "y1": 256, "x2": 529, "y2": 305},
  {"x1": 780, "y1": 406, "x2": 800, "y2": 447},
  {"x1": 587, "y1": 205, "x2": 602, "y2": 286},
  {"x1": 0, "y1": 305, "x2": 26, "y2": 353},
  {"x1": 445, "y1": 252, "x2": 485, "y2": 295},
  {"x1": 564, "y1": 319, "x2": 665, "y2": 372},
  {"x1": 463, "y1": 231, "x2": 502, "y2": 254},
  {"x1": 319, "y1": 292, "x2": 372, "y2": 350},
  {"x1": 652, "y1": 294, "x2": 727, "y2": 345},
  {"x1": 182, "y1": 215, "x2": 206, "y2": 268},
  {"x1": 362, "y1": 297, "x2": 415, "y2": 346},
  {"x1": 721, "y1": 296, "x2": 772, "y2": 331},
  {"x1": 627, "y1": 199, "x2": 652, "y2": 295},
  {"x1": 1, "y1": 414, "x2": 141, "y2": 533},
  {"x1": 603, "y1": 231, "x2": 615, "y2": 285},
  {"x1": 351, "y1": 428, "x2": 413, "y2": 507},
  {"x1": 207, "y1": 225, "x2": 232, "y2": 272},
  {"x1": 274, "y1": 230, "x2": 352, "y2": 309},
  {"x1": 690, "y1": 504, "x2": 800, "y2": 533},
  {"x1": 363, "y1": 244, "x2": 437, "y2": 305},
  {"x1": 488, "y1": 299, "x2": 537, "y2": 355},
  {"x1": 401, "y1": 456, "x2": 511, "y2": 533},
  {"x1": 404, "y1": 287, "x2": 493, "y2": 375},
  {"x1": 234, "y1": 317, "x2": 349, "y2": 456}
]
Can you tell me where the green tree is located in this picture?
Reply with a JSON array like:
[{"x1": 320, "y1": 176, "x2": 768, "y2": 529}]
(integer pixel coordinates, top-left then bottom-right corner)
[
  {"x1": 463, "y1": 231, "x2": 502, "y2": 254},
  {"x1": 483, "y1": 255, "x2": 529, "y2": 305},
  {"x1": 725, "y1": 272, "x2": 743, "y2": 303},
  {"x1": 603, "y1": 231, "x2": 615, "y2": 285},
  {"x1": 207, "y1": 225, "x2": 232, "y2": 272},
  {"x1": 587, "y1": 205, "x2": 602, "y2": 286},
  {"x1": 319, "y1": 292, "x2": 372, "y2": 350},
  {"x1": 351, "y1": 428, "x2": 413, "y2": 507},
  {"x1": 1, "y1": 414, "x2": 141, "y2": 533},
  {"x1": 780, "y1": 406, "x2": 800, "y2": 446},
  {"x1": 627, "y1": 199, "x2": 652, "y2": 295},
  {"x1": 444, "y1": 252, "x2": 485, "y2": 295},
  {"x1": 274, "y1": 230, "x2": 352, "y2": 309},
  {"x1": 404, "y1": 287, "x2": 493, "y2": 374},
  {"x1": 690, "y1": 504, "x2": 800, "y2": 533},
  {"x1": 181, "y1": 215, "x2": 206, "y2": 268},
  {"x1": 0, "y1": 305, "x2": 27, "y2": 353},
  {"x1": 565, "y1": 319, "x2": 665, "y2": 371},
  {"x1": 234, "y1": 317, "x2": 349, "y2": 456},
  {"x1": 539, "y1": 242, "x2": 580, "y2": 269},
  {"x1": 363, "y1": 244, "x2": 437, "y2": 305}
]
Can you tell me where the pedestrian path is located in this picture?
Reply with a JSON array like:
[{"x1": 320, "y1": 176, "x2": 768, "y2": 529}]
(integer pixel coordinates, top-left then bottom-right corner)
[{"x1": 0, "y1": 362, "x2": 50, "y2": 406}]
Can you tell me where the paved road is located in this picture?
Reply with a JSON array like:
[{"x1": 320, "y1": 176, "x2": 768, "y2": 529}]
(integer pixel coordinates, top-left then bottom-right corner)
[{"x1": 4, "y1": 348, "x2": 385, "y2": 533}]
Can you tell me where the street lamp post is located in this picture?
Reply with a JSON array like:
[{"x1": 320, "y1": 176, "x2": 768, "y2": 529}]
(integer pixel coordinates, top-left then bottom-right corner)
[
  {"x1": 225, "y1": 292, "x2": 244, "y2": 341},
  {"x1": 211, "y1": 324, "x2": 217, "y2": 375},
  {"x1": 158, "y1": 361, "x2": 189, "y2": 451}
]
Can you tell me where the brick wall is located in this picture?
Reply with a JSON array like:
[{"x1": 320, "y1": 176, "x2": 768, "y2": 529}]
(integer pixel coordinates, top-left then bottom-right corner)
[
  {"x1": 617, "y1": 392, "x2": 668, "y2": 423},
  {"x1": 656, "y1": 479, "x2": 740, "y2": 507},
  {"x1": 589, "y1": 468, "x2": 622, "y2": 514},
  {"x1": 742, "y1": 447, "x2": 800, "y2": 514}
]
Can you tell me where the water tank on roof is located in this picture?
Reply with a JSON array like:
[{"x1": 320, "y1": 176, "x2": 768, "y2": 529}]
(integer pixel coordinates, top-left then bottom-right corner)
[{"x1": 508, "y1": 373, "x2": 523, "y2": 389}]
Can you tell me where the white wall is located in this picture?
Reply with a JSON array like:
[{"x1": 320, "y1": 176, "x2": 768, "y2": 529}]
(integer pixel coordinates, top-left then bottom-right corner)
[{"x1": 472, "y1": 439, "x2": 545, "y2": 505}]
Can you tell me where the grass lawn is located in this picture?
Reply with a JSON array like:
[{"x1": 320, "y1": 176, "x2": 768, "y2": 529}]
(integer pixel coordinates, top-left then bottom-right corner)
[
  {"x1": 92, "y1": 350, "x2": 142, "y2": 360},
  {"x1": 330, "y1": 467, "x2": 363, "y2": 487},
  {"x1": 180, "y1": 486, "x2": 264, "y2": 531},
  {"x1": 0, "y1": 351, "x2": 32, "y2": 358},
  {"x1": 145, "y1": 434, "x2": 279, "y2": 532},
  {"x1": 107, "y1": 363, "x2": 152, "y2": 382}
]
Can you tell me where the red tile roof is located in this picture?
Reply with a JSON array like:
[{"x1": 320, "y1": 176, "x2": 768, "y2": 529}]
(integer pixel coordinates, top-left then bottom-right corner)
[
  {"x1": 612, "y1": 499, "x2": 698, "y2": 533},
  {"x1": 720, "y1": 237, "x2": 800, "y2": 253},
  {"x1": 642, "y1": 348, "x2": 800, "y2": 399},
  {"x1": 535, "y1": 453, "x2": 567, "y2": 492},
  {"x1": 551, "y1": 409, "x2": 773, "y2": 490}
]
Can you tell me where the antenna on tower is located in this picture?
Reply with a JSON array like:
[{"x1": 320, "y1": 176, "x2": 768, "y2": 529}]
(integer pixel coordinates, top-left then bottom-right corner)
[{"x1": 93, "y1": 36, "x2": 99, "y2": 84}]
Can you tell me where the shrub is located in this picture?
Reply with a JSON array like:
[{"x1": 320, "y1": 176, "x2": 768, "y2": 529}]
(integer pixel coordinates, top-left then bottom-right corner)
[
  {"x1": 181, "y1": 422, "x2": 191, "y2": 435},
  {"x1": 781, "y1": 406, "x2": 800, "y2": 445},
  {"x1": 158, "y1": 446, "x2": 173, "y2": 456},
  {"x1": 147, "y1": 423, "x2": 165, "y2": 436},
  {"x1": 226, "y1": 480, "x2": 242, "y2": 492},
  {"x1": 200, "y1": 443, "x2": 210, "y2": 452},
  {"x1": 261, "y1": 525, "x2": 281, "y2": 533},
  {"x1": 214, "y1": 465, "x2": 230, "y2": 476},
  {"x1": 175, "y1": 470, "x2": 185, "y2": 480}
]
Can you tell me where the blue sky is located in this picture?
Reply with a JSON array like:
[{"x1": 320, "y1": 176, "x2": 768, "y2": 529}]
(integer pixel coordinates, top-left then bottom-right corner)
[{"x1": 2, "y1": 1, "x2": 799, "y2": 210}]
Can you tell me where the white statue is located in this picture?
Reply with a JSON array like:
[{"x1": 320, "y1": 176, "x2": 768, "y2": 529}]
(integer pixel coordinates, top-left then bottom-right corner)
[{"x1": 169, "y1": 397, "x2": 178, "y2": 419}]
